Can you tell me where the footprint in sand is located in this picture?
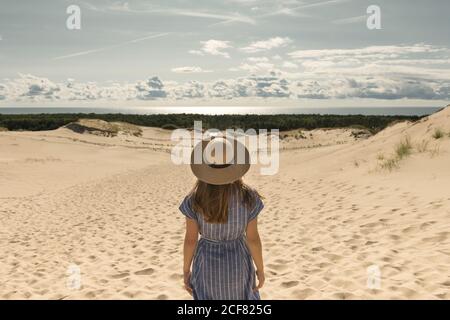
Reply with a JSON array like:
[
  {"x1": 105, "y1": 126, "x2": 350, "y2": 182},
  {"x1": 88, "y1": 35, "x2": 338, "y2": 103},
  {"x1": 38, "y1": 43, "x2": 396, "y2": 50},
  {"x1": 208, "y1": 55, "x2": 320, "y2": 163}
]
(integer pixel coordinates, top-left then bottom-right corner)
[
  {"x1": 110, "y1": 272, "x2": 129, "y2": 279},
  {"x1": 332, "y1": 292, "x2": 357, "y2": 300},
  {"x1": 420, "y1": 221, "x2": 437, "y2": 230},
  {"x1": 293, "y1": 288, "x2": 315, "y2": 299},
  {"x1": 281, "y1": 280, "x2": 299, "y2": 288},
  {"x1": 267, "y1": 263, "x2": 289, "y2": 271},
  {"x1": 169, "y1": 273, "x2": 183, "y2": 280},
  {"x1": 134, "y1": 268, "x2": 155, "y2": 276}
]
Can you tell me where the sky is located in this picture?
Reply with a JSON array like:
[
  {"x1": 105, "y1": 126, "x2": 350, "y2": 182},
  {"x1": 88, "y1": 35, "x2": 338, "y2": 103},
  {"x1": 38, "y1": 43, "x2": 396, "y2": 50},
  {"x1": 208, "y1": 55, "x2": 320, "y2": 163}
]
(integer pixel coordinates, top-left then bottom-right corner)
[{"x1": 0, "y1": 0, "x2": 449, "y2": 107}]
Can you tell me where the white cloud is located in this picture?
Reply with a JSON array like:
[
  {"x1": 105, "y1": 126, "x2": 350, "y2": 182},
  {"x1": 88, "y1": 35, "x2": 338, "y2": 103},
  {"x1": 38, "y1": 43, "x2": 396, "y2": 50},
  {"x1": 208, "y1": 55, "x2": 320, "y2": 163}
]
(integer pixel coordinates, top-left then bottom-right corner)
[
  {"x1": 97, "y1": 2, "x2": 256, "y2": 25},
  {"x1": 282, "y1": 44, "x2": 450, "y2": 100},
  {"x1": 246, "y1": 56, "x2": 270, "y2": 63},
  {"x1": 287, "y1": 44, "x2": 450, "y2": 83},
  {"x1": 188, "y1": 50, "x2": 204, "y2": 56},
  {"x1": 282, "y1": 61, "x2": 298, "y2": 69},
  {"x1": 190, "y1": 40, "x2": 232, "y2": 58},
  {"x1": 241, "y1": 37, "x2": 292, "y2": 53},
  {"x1": 238, "y1": 62, "x2": 275, "y2": 73},
  {"x1": 171, "y1": 66, "x2": 212, "y2": 73},
  {"x1": 53, "y1": 33, "x2": 169, "y2": 60},
  {"x1": 288, "y1": 44, "x2": 447, "y2": 60},
  {"x1": 332, "y1": 15, "x2": 366, "y2": 25},
  {"x1": 293, "y1": 77, "x2": 446, "y2": 100},
  {"x1": 1, "y1": 74, "x2": 62, "y2": 101},
  {"x1": 294, "y1": 0, "x2": 349, "y2": 10},
  {"x1": 208, "y1": 73, "x2": 290, "y2": 99},
  {"x1": 258, "y1": 0, "x2": 348, "y2": 18},
  {"x1": 2, "y1": 43, "x2": 449, "y2": 103},
  {"x1": 172, "y1": 81, "x2": 206, "y2": 99},
  {"x1": 135, "y1": 77, "x2": 167, "y2": 100},
  {"x1": 2, "y1": 72, "x2": 449, "y2": 103}
]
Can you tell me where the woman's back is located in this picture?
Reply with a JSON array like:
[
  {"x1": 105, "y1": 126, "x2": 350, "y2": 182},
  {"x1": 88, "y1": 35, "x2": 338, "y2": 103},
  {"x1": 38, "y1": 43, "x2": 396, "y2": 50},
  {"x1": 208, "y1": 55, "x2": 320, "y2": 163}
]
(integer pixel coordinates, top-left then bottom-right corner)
[{"x1": 180, "y1": 191, "x2": 263, "y2": 242}]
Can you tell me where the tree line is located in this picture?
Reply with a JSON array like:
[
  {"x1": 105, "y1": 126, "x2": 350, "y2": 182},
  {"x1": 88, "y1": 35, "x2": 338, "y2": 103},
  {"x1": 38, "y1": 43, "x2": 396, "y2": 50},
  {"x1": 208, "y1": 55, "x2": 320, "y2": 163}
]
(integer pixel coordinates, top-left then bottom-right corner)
[{"x1": 0, "y1": 113, "x2": 422, "y2": 133}]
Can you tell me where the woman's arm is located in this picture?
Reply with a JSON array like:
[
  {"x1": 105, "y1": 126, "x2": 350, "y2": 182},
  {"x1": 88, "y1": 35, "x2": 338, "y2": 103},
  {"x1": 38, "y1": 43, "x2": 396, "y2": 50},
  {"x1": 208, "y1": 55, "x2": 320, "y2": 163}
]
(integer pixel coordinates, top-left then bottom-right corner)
[
  {"x1": 246, "y1": 218, "x2": 265, "y2": 291},
  {"x1": 183, "y1": 217, "x2": 199, "y2": 295}
]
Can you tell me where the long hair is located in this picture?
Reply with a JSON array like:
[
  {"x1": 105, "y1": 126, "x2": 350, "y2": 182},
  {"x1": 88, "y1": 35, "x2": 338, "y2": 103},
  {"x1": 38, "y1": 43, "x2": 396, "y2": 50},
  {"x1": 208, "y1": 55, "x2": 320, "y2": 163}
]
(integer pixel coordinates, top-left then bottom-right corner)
[{"x1": 190, "y1": 179, "x2": 261, "y2": 224}]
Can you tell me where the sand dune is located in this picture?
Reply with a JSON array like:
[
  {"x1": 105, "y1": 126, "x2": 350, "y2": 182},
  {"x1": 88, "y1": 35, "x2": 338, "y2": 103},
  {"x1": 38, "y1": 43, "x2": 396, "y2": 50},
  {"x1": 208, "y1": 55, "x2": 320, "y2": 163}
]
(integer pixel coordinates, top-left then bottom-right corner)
[{"x1": 0, "y1": 106, "x2": 449, "y2": 299}]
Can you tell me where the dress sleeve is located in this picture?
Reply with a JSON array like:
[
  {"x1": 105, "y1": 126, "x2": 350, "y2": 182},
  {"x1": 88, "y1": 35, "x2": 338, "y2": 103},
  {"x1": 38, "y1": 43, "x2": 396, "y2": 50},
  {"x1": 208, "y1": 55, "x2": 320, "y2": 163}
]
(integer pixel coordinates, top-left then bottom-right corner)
[
  {"x1": 248, "y1": 194, "x2": 264, "y2": 222},
  {"x1": 179, "y1": 195, "x2": 198, "y2": 221}
]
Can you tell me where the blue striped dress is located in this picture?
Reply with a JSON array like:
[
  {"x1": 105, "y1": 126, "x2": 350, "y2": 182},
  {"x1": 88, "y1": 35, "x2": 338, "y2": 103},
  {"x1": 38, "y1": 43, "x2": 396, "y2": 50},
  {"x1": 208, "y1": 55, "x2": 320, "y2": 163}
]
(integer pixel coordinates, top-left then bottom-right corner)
[{"x1": 179, "y1": 192, "x2": 264, "y2": 300}]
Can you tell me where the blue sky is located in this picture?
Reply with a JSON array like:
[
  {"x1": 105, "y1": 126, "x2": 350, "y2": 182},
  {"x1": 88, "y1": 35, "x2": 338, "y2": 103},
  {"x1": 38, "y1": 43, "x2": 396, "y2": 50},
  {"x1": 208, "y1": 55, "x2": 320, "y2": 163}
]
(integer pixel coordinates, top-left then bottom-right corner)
[{"x1": 0, "y1": 0, "x2": 449, "y2": 106}]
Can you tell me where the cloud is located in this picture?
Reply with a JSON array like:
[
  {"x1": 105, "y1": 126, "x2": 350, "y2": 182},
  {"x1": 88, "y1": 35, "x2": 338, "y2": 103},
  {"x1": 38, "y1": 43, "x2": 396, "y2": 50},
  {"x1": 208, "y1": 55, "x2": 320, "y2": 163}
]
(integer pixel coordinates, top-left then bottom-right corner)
[
  {"x1": 190, "y1": 40, "x2": 232, "y2": 58},
  {"x1": 241, "y1": 37, "x2": 292, "y2": 53},
  {"x1": 172, "y1": 81, "x2": 206, "y2": 99},
  {"x1": 252, "y1": 74, "x2": 290, "y2": 98},
  {"x1": 283, "y1": 44, "x2": 450, "y2": 100},
  {"x1": 288, "y1": 44, "x2": 447, "y2": 61},
  {"x1": 282, "y1": 61, "x2": 298, "y2": 68},
  {"x1": 171, "y1": 66, "x2": 212, "y2": 73},
  {"x1": 332, "y1": 15, "x2": 366, "y2": 25},
  {"x1": 294, "y1": 0, "x2": 349, "y2": 10},
  {"x1": 246, "y1": 57, "x2": 270, "y2": 63},
  {"x1": 53, "y1": 33, "x2": 169, "y2": 60},
  {"x1": 230, "y1": 56, "x2": 297, "y2": 74},
  {"x1": 188, "y1": 50, "x2": 204, "y2": 56},
  {"x1": 259, "y1": 0, "x2": 349, "y2": 18},
  {"x1": 1, "y1": 74, "x2": 62, "y2": 101},
  {"x1": 2, "y1": 43, "x2": 450, "y2": 103},
  {"x1": 293, "y1": 76, "x2": 450, "y2": 100},
  {"x1": 238, "y1": 62, "x2": 275, "y2": 73},
  {"x1": 208, "y1": 73, "x2": 290, "y2": 99},
  {"x1": 164, "y1": 10, "x2": 255, "y2": 25},
  {"x1": 135, "y1": 77, "x2": 167, "y2": 100},
  {"x1": 88, "y1": 2, "x2": 256, "y2": 25},
  {"x1": 288, "y1": 44, "x2": 450, "y2": 80},
  {"x1": 2, "y1": 72, "x2": 449, "y2": 103},
  {"x1": 208, "y1": 81, "x2": 237, "y2": 99}
]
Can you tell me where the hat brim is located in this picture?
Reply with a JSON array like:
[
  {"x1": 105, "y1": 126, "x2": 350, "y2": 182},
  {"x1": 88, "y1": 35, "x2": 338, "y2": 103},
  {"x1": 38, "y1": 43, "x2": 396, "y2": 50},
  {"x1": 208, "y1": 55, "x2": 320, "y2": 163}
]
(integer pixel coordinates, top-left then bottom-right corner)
[{"x1": 190, "y1": 138, "x2": 251, "y2": 185}]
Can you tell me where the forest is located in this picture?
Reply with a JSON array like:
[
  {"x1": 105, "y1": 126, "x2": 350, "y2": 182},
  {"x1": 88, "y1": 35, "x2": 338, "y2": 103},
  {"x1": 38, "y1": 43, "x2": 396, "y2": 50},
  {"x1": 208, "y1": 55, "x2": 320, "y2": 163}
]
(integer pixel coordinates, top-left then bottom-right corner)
[{"x1": 0, "y1": 113, "x2": 422, "y2": 133}]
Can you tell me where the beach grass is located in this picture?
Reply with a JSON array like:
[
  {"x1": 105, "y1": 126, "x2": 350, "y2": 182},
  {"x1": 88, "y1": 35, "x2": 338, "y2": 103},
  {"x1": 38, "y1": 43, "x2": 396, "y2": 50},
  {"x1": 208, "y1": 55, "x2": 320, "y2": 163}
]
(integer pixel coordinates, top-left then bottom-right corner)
[
  {"x1": 432, "y1": 128, "x2": 445, "y2": 139},
  {"x1": 395, "y1": 136, "x2": 412, "y2": 160},
  {"x1": 379, "y1": 136, "x2": 413, "y2": 171}
]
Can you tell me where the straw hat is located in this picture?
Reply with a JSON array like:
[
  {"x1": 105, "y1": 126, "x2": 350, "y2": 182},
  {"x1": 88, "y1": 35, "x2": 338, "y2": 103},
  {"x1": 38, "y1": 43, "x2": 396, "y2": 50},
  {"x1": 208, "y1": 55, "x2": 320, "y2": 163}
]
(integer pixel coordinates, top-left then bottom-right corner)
[{"x1": 190, "y1": 136, "x2": 250, "y2": 185}]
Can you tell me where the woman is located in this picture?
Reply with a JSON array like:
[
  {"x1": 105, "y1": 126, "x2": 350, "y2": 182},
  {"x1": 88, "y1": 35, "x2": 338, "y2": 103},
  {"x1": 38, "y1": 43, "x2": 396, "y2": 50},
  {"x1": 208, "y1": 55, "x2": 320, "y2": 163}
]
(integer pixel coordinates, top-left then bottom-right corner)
[{"x1": 179, "y1": 136, "x2": 265, "y2": 300}]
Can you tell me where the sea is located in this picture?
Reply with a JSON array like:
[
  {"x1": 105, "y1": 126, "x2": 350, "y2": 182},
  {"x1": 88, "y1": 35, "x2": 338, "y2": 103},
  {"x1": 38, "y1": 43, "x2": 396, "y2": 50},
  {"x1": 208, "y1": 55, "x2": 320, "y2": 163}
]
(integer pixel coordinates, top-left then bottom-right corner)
[{"x1": 0, "y1": 106, "x2": 442, "y2": 116}]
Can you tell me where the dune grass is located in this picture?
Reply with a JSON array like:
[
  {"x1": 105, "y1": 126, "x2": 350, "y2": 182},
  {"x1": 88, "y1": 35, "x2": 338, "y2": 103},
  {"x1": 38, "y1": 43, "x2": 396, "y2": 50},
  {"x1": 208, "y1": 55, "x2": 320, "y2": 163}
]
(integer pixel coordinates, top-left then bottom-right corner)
[
  {"x1": 379, "y1": 136, "x2": 412, "y2": 171},
  {"x1": 432, "y1": 128, "x2": 445, "y2": 139},
  {"x1": 380, "y1": 157, "x2": 400, "y2": 171},
  {"x1": 416, "y1": 139, "x2": 429, "y2": 153},
  {"x1": 430, "y1": 145, "x2": 441, "y2": 158},
  {"x1": 395, "y1": 136, "x2": 413, "y2": 159}
]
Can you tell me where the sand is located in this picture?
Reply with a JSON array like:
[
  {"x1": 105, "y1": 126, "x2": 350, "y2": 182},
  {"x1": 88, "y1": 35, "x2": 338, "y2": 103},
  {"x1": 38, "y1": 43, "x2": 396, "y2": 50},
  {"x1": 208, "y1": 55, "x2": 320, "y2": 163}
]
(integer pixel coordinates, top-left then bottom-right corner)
[{"x1": 0, "y1": 106, "x2": 449, "y2": 299}]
